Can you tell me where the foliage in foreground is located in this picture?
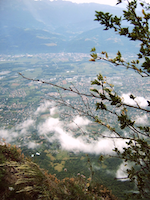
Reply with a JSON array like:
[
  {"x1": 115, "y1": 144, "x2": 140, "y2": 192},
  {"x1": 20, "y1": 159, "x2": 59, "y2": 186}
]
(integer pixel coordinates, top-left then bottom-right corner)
[
  {"x1": 90, "y1": 1, "x2": 150, "y2": 199},
  {"x1": 0, "y1": 142, "x2": 117, "y2": 200}
]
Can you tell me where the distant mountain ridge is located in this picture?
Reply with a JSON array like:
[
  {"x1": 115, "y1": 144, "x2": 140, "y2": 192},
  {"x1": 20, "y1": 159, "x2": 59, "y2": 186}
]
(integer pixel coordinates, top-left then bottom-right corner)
[{"x1": 0, "y1": 0, "x2": 139, "y2": 54}]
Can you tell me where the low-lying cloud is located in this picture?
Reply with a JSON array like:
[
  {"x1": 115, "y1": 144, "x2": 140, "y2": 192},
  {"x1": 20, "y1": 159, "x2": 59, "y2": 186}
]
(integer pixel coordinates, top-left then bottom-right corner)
[
  {"x1": 35, "y1": 102, "x2": 128, "y2": 154},
  {"x1": 69, "y1": 115, "x2": 91, "y2": 129},
  {"x1": 58, "y1": 131, "x2": 127, "y2": 154},
  {"x1": 121, "y1": 93, "x2": 148, "y2": 108},
  {"x1": 50, "y1": 107, "x2": 57, "y2": 116},
  {"x1": 27, "y1": 141, "x2": 39, "y2": 149},
  {"x1": 16, "y1": 118, "x2": 35, "y2": 134},
  {"x1": 135, "y1": 114, "x2": 148, "y2": 125},
  {"x1": 0, "y1": 129, "x2": 18, "y2": 143},
  {"x1": 0, "y1": 101, "x2": 128, "y2": 156},
  {"x1": 116, "y1": 162, "x2": 132, "y2": 181},
  {"x1": 0, "y1": 118, "x2": 35, "y2": 143},
  {"x1": 35, "y1": 100, "x2": 54, "y2": 115}
]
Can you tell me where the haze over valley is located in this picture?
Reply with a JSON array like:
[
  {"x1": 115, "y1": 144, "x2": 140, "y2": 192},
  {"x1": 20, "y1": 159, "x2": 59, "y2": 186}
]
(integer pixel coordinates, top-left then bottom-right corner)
[{"x1": 0, "y1": 1, "x2": 149, "y2": 199}]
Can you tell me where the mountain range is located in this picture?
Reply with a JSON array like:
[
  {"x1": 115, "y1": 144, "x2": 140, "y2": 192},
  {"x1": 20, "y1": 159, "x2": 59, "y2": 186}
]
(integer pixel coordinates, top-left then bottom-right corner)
[{"x1": 0, "y1": 0, "x2": 139, "y2": 54}]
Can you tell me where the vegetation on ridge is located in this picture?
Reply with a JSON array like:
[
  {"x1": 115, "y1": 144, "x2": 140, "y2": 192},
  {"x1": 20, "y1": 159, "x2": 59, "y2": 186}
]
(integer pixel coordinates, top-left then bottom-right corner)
[{"x1": 0, "y1": 141, "x2": 117, "y2": 200}]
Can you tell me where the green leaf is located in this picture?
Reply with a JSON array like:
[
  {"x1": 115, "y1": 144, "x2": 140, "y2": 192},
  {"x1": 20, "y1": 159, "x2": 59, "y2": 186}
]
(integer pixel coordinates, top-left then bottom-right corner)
[
  {"x1": 96, "y1": 102, "x2": 107, "y2": 110},
  {"x1": 90, "y1": 47, "x2": 96, "y2": 52},
  {"x1": 97, "y1": 74, "x2": 103, "y2": 81},
  {"x1": 90, "y1": 88, "x2": 99, "y2": 94},
  {"x1": 91, "y1": 79, "x2": 101, "y2": 85},
  {"x1": 100, "y1": 93, "x2": 106, "y2": 100}
]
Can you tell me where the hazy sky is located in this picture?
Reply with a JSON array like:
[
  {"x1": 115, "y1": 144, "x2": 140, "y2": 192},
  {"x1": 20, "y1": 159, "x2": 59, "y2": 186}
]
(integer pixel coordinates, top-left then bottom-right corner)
[
  {"x1": 52, "y1": 0, "x2": 150, "y2": 7},
  {"x1": 63, "y1": 0, "x2": 119, "y2": 6}
]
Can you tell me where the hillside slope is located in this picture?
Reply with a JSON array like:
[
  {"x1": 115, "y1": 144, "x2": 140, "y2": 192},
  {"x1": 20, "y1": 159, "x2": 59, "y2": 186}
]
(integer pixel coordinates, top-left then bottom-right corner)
[
  {"x1": 0, "y1": 0, "x2": 137, "y2": 54},
  {"x1": 0, "y1": 141, "x2": 117, "y2": 200}
]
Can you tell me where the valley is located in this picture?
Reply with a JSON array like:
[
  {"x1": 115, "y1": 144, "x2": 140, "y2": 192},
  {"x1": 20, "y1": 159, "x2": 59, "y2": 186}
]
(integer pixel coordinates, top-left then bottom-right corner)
[{"x1": 0, "y1": 52, "x2": 149, "y2": 199}]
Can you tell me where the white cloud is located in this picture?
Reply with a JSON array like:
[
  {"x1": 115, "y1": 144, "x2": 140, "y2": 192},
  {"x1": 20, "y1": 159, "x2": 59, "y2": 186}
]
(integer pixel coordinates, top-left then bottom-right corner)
[
  {"x1": 50, "y1": 107, "x2": 57, "y2": 116},
  {"x1": 16, "y1": 119, "x2": 35, "y2": 130},
  {"x1": 116, "y1": 162, "x2": 131, "y2": 181},
  {"x1": 61, "y1": 133, "x2": 127, "y2": 155},
  {"x1": 135, "y1": 97, "x2": 148, "y2": 108},
  {"x1": 0, "y1": 71, "x2": 10, "y2": 75},
  {"x1": 69, "y1": 115, "x2": 91, "y2": 128},
  {"x1": 0, "y1": 118, "x2": 35, "y2": 143},
  {"x1": 37, "y1": 114, "x2": 127, "y2": 154},
  {"x1": 0, "y1": 129, "x2": 18, "y2": 143},
  {"x1": 121, "y1": 94, "x2": 148, "y2": 108},
  {"x1": 0, "y1": 101, "x2": 128, "y2": 155},
  {"x1": 35, "y1": 100, "x2": 54, "y2": 115},
  {"x1": 28, "y1": 141, "x2": 39, "y2": 149},
  {"x1": 16, "y1": 118, "x2": 35, "y2": 135},
  {"x1": 135, "y1": 114, "x2": 148, "y2": 125},
  {"x1": 38, "y1": 117, "x2": 61, "y2": 135}
]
